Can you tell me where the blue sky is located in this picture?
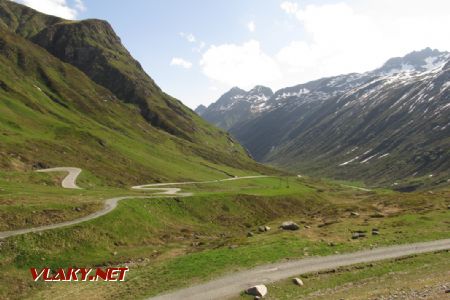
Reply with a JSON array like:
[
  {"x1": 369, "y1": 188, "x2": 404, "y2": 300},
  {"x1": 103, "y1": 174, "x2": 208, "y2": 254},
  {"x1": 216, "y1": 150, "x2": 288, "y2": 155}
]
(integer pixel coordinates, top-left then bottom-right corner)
[{"x1": 13, "y1": 0, "x2": 450, "y2": 108}]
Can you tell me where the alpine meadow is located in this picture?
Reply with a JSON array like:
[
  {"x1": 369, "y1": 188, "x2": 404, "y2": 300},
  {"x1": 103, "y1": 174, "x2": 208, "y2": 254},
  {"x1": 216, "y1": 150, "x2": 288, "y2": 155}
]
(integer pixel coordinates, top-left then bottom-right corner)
[{"x1": 0, "y1": 1, "x2": 449, "y2": 300}]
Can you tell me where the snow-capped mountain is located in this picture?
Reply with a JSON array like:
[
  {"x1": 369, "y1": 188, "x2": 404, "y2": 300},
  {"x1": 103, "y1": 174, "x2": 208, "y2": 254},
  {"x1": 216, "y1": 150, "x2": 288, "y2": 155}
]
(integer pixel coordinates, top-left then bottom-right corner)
[
  {"x1": 372, "y1": 47, "x2": 450, "y2": 76},
  {"x1": 199, "y1": 48, "x2": 450, "y2": 188},
  {"x1": 197, "y1": 85, "x2": 273, "y2": 129}
]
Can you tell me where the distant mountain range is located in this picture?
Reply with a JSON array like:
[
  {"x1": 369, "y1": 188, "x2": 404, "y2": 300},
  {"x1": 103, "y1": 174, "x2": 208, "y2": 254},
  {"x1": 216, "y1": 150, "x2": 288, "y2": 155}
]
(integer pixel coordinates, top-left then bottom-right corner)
[{"x1": 197, "y1": 48, "x2": 450, "y2": 189}]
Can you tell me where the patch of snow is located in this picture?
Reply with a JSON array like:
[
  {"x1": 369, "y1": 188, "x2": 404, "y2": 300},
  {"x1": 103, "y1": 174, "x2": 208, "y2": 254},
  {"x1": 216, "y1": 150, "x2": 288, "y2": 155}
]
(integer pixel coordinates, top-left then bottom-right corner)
[
  {"x1": 378, "y1": 153, "x2": 389, "y2": 159},
  {"x1": 441, "y1": 81, "x2": 450, "y2": 92},
  {"x1": 362, "y1": 149, "x2": 372, "y2": 155},
  {"x1": 346, "y1": 147, "x2": 358, "y2": 154},
  {"x1": 339, "y1": 156, "x2": 359, "y2": 166},
  {"x1": 361, "y1": 155, "x2": 377, "y2": 163},
  {"x1": 275, "y1": 88, "x2": 310, "y2": 100}
]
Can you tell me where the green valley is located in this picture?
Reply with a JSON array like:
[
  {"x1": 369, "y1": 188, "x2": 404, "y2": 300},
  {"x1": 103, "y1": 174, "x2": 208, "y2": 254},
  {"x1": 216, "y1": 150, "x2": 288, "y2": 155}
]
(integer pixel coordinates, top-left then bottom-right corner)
[{"x1": 0, "y1": 1, "x2": 449, "y2": 300}]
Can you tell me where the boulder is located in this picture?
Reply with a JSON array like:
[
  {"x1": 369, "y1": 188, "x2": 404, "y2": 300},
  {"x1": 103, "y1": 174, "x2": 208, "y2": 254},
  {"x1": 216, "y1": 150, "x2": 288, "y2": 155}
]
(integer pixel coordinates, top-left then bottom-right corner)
[
  {"x1": 246, "y1": 285, "x2": 267, "y2": 298},
  {"x1": 292, "y1": 277, "x2": 304, "y2": 286},
  {"x1": 350, "y1": 211, "x2": 360, "y2": 216},
  {"x1": 280, "y1": 221, "x2": 300, "y2": 230},
  {"x1": 258, "y1": 226, "x2": 271, "y2": 232},
  {"x1": 247, "y1": 232, "x2": 254, "y2": 237},
  {"x1": 352, "y1": 232, "x2": 366, "y2": 239}
]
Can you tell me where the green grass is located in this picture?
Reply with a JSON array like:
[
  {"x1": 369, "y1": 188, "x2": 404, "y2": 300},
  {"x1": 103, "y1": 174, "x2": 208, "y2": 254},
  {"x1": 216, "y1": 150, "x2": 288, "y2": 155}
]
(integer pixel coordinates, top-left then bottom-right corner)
[
  {"x1": 239, "y1": 251, "x2": 450, "y2": 299},
  {"x1": 0, "y1": 23, "x2": 274, "y2": 188},
  {"x1": 0, "y1": 174, "x2": 448, "y2": 299}
]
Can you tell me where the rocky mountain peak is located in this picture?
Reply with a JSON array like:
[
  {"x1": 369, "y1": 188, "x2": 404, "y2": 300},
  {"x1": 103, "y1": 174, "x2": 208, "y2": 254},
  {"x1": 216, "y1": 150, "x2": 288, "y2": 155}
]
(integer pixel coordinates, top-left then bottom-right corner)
[
  {"x1": 248, "y1": 85, "x2": 273, "y2": 97},
  {"x1": 374, "y1": 48, "x2": 450, "y2": 76},
  {"x1": 195, "y1": 104, "x2": 207, "y2": 115}
]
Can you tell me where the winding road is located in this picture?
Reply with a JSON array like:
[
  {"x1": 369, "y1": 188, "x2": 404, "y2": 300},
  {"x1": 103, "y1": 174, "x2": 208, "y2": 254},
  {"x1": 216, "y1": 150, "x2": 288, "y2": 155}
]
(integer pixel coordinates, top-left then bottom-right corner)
[
  {"x1": 0, "y1": 168, "x2": 268, "y2": 239},
  {"x1": 1, "y1": 168, "x2": 449, "y2": 300},
  {"x1": 36, "y1": 167, "x2": 83, "y2": 189}
]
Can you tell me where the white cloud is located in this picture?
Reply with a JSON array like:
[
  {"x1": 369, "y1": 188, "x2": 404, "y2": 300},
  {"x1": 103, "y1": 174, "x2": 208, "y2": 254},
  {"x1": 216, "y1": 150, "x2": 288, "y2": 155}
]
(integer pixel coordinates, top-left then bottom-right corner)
[
  {"x1": 276, "y1": 1, "x2": 450, "y2": 83},
  {"x1": 179, "y1": 32, "x2": 196, "y2": 43},
  {"x1": 74, "y1": 0, "x2": 86, "y2": 12},
  {"x1": 247, "y1": 21, "x2": 256, "y2": 32},
  {"x1": 170, "y1": 57, "x2": 193, "y2": 69},
  {"x1": 193, "y1": 41, "x2": 207, "y2": 53},
  {"x1": 14, "y1": 0, "x2": 85, "y2": 19},
  {"x1": 200, "y1": 40, "x2": 281, "y2": 88},
  {"x1": 280, "y1": 1, "x2": 298, "y2": 14}
]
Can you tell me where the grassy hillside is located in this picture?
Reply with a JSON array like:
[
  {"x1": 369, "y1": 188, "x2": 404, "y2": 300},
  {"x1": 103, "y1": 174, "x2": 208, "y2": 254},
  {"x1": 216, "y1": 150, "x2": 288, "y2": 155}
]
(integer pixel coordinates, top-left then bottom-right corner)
[
  {"x1": 0, "y1": 0, "x2": 276, "y2": 185},
  {"x1": 0, "y1": 174, "x2": 448, "y2": 299},
  {"x1": 0, "y1": 0, "x2": 216, "y2": 143},
  {"x1": 0, "y1": 23, "x2": 271, "y2": 185},
  {"x1": 238, "y1": 251, "x2": 450, "y2": 299}
]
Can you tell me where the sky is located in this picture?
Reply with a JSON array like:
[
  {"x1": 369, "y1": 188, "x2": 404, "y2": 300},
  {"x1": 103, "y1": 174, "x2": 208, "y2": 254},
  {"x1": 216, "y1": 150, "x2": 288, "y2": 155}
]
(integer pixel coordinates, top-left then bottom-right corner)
[{"x1": 13, "y1": 0, "x2": 450, "y2": 109}]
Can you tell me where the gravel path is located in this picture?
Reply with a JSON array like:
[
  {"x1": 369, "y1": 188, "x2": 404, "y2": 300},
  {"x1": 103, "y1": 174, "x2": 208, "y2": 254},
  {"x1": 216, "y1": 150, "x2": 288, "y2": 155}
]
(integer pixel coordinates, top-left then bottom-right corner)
[
  {"x1": 149, "y1": 239, "x2": 450, "y2": 300},
  {"x1": 36, "y1": 167, "x2": 83, "y2": 189},
  {"x1": 0, "y1": 169, "x2": 268, "y2": 239}
]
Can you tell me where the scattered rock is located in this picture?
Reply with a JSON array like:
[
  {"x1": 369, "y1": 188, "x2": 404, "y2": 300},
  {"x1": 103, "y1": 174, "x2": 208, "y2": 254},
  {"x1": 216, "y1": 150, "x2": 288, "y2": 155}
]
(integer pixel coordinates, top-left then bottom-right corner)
[
  {"x1": 74, "y1": 207, "x2": 82, "y2": 212},
  {"x1": 247, "y1": 232, "x2": 254, "y2": 237},
  {"x1": 258, "y1": 226, "x2": 271, "y2": 232},
  {"x1": 246, "y1": 285, "x2": 267, "y2": 298},
  {"x1": 350, "y1": 212, "x2": 360, "y2": 217},
  {"x1": 328, "y1": 242, "x2": 336, "y2": 247},
  {"x1": 352, "y1": 231, "x2": 366, "y2": 239},
  {"x1": 280, "y1": 221, "x2": 300, "y2": 230},
  {"x1": 228, "y1": 245, "x2": 238, "y2": 249},
  {"x1": 292, "y1": 277, "x2": 304, "y2": 286},
  {"x1": 304, "y1": 225, "x2": 311, "y2": 229},
  {"x1": 372, "y1": 228, "x2": 380, "y2": 235},
  {"x1": 113, "y1": 251, "x2": 118, "y2": 256}
]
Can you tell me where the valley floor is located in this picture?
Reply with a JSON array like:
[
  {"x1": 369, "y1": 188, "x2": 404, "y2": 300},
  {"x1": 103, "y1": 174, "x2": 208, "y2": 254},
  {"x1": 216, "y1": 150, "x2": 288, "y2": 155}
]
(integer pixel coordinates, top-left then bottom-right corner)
[{"x1": 0, "y1": 170, "x2": 448, "y2": 299}]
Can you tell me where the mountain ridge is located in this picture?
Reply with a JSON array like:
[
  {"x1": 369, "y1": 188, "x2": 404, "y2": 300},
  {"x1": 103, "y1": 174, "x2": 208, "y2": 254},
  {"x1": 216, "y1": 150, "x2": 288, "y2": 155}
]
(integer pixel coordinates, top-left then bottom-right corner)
[
  {"x1": 0, "y1": 0, "x2": 273, "y2": 184},
  {"x1": 201, "y1": 48, "x2": 450, "y2": 188}
]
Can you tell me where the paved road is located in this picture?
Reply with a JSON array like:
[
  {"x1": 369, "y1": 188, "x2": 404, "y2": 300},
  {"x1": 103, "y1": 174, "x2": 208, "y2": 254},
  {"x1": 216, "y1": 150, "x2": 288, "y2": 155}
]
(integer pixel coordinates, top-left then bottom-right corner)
[
  {"x1": 0, "y1": 169, "x2": 268, "y2": 239},
  {"x1": 36, "y1": 167, "x2": 83, "y2": 189},
  {"x1": 149, "y1": 238, "x2": 450, "y2": 300}
]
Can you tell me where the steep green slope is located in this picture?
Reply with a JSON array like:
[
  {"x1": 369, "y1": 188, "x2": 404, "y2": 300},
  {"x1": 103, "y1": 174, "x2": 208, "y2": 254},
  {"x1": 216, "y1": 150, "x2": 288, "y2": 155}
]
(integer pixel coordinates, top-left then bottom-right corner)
[
  {"x1": 0, "y1": 0, "x2": 61, "y2": 38},
  {"x1": 0, "y1": 4, "x2": 271, "y2": 185},
  {"x1": 0, "y1": 0, "x2": 207, "y2": 142}
]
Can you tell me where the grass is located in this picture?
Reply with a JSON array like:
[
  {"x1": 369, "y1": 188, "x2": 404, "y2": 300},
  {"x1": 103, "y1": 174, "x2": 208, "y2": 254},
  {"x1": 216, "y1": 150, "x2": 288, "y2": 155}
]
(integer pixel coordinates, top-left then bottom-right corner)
[
  {"x1": 237, "y1": 251, "x2": 450, "y2": 299},
  {"x1": 0, "y1": 23, "x2": 274, "y2": 188},
  {"x1": 0, "y1": 173, "x2": 448, "y2": 299}
]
